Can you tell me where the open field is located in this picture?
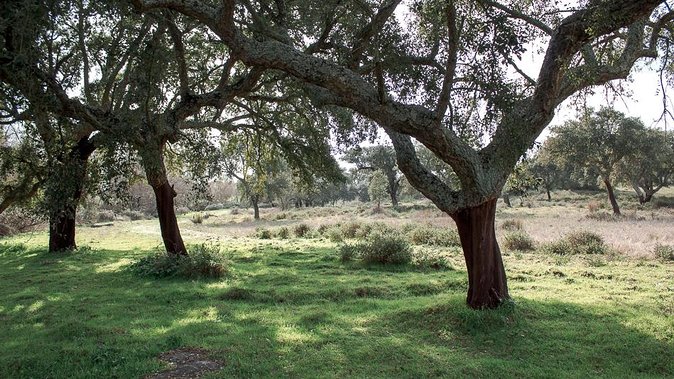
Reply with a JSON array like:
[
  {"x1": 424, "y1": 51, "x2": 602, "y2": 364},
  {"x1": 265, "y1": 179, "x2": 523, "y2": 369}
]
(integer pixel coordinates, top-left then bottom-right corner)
[{"x1": 1, "y1": 190, "x2": 673, "y2": 378}]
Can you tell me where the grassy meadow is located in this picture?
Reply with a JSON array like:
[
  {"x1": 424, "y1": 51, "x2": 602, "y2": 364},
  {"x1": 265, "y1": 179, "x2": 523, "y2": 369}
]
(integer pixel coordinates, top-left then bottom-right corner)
[{"x1": 1, "y1": 189, "x2": 673, "y2": 378}]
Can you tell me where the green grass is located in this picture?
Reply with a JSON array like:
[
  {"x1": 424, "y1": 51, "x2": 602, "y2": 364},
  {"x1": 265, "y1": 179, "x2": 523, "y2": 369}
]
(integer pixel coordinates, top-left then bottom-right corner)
[
  {"x1": 0, "y1": 198, "x2": 673, "y2": 378},
  {"x1": 0, "y1": 233, "x2": 672, "y2": 378}
]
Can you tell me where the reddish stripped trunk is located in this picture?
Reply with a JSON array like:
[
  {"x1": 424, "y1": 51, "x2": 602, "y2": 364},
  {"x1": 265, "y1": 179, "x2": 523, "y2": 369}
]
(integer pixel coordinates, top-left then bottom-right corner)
[
  {"x1": 150, "y1": 178, "x2": 187, "y2": 256},
  {"x1": 451, "y1": 198, "x2": 509, "y2": 309}
]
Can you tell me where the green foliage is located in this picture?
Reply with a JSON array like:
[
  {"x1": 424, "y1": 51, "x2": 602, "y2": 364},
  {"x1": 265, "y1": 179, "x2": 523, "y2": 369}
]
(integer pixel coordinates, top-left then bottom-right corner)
[
  {"x1": 413, "y1": 249, "x2": 452, "y2": 270},
  {"x1": 368, "y1": 170, "x2": 389, "y2": 209},
  {"x1": 276, "y1": 227, "x2": 290, "y2": 239},
  {"x1": 326, "y1": 227, "x2": 344, "y2": 243},
  {"x1": 338, "y1": 244, "x2": 360, "y2": 262},
  {"x1": 542, "y1": 231, "x2": 609, "y2": 255},
  {"x1": 130, "y1": 244, "x2": 229, "y2": 279},
  {"x1": 407, "y1": 225, "x2": 461, "y2": 247},
  {"x1": 653, "y1": 244, "x2": 674, "y2": 261},
  {"x1": 503, "y1": 231, "x2": 536, "y2": 251},
  {"x1": 256, "y1": 228, "x2": 273, "y2": 239},
  {"x1": 354, "y1": 233, "x2": 413, "y2": 265}
]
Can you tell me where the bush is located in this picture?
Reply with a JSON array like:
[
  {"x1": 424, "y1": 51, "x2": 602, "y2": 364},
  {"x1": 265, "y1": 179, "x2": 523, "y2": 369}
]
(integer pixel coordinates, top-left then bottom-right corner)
[
  {"x1": 341, "y1": 221, "x2": 364, "y2": 238},
  {"x1": 95, "y1": 210, "x2": 117, "y2": 223},
  {"x1": 407, "y1": 226, "x2": 460, "y2": 247},
  {"x1": 326, "y1": 227, "x2": 344, "y2": 242},
  {"x1": 122, "y1": 210, "x2": 146, "y2": 221},
  {"x1": 500, "y1": 219, "x2": 522, "y2": 231},
  {"x1": 359, "y1": 233, "x2": 413, "y2": 265},
  {"x1": 542, "y1": 231, "x2": 608, "y2": 255},
  {"x1": 130, "y1": 244, "x2": 229, "y2": 279},
  {"x1": 204, "y1": 203, "x2": 225, "y2": 211},
  {"x1": 256, "y1": 228, "x2": 272, "y2": 239},
  {"x1": 338, "y1": 244, "x2": 360, "y2": 262},
  {"x1": 276, "y1": 227, "x2": 290, "y2": 239},
  {"x1": 191, "y1": 213, "x2": 204, "y2": 224},
  {"x1": 654, "y1": 244, "x2": 674, "y2": 261},
  {"x1": 503, "y1": 231, "x2": 535, "y2": 251},
  {"x1": 316, "y1": 224, "x2": 330, "y2": 236},
  {"x1": 413, "y1": 249, "x2": 451, "y2": 270},
  {"x1": 293, "y1": 223, "x2": 311, "y2": 238}
]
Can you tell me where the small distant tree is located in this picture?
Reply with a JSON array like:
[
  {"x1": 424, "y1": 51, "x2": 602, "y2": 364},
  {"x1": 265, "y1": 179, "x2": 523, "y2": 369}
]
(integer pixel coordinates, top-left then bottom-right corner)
[
  {"x1": 547, "y1": 108, "x2": 644, "y2": 215},
  {"x1": 345, "y1": 145, "x2": 403, "y2": 207},
  {"x1": 529, "y1": 146, "x2": 567, "y2": 201},
  {"x1": 617, "y1": 129, "x2": 674, "y2": 204},
  {"x1": 502, "y1": 161, "x2": 541, "y2": 207},
  {"x1": 368, "y1": 170, "x2": 388, "y2": 210}
]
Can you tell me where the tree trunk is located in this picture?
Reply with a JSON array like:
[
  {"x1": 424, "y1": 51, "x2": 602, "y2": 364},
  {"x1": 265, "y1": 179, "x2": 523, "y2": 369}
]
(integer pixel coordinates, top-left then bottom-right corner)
[
  {"x1": 142, "y1": 141, "x2": 187, "y2": 256},
  {"x1": 150, "y1": 179, "x2": 187, "y2": 255},
  {"x1": 252, "y1": 195, "x2": 260, "y2": 220},
  {"x1": 49, "y1": 206, "x2": 77, "y2": 252},
  {"x1": 388, "y1": 176, "x2": 399, "y2": 208},
  {"x1": 451, "y1": 198, "x2": 509, "y2": 309},
  {"x1": 546, "y1": 188, "x2": 551, "y2": 201},
  {"x1": 503, "y1": 193, "x2": 511, "y2": 207},
  {"x1": 603, "y1": 177, "x2": 621, "y2": 215},
  {"x1": 48, "y1": 137, "x2": 95, "y2": 252}
]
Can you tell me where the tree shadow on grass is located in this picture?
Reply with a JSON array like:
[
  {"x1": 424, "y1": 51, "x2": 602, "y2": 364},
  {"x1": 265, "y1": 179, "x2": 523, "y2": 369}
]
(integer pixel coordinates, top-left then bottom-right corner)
[{"x1": 1, "y1": 243, "x2": 672, "y2": 378}]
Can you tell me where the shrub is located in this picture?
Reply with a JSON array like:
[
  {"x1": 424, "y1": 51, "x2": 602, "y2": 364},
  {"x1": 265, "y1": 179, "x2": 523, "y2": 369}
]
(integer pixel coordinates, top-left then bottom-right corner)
[
  {"x1": 316, "y1": 224, "x2": 330, "y2": 236},
  {"x1": 293, "y1": 223, "x2": 311, "y2": 238},
  {"x1": 654, "y1": 244, "x2": 674, "y2": 261},
  {"x1": 407, "y1": 226, "x2": 460, "y2": 247},
  {"x1": 359, "y1": 233, "x2": 413, "y2": 265},
  {"x1": 326, "y1": 227, "x2": 344, "y2": 242},
  {"x1": 341, "y1": 221, "x2": 364, "y2": 238},
  {"x1": 276, "y1": 227, "x2": 290, "y2": 239},
  {"x1": 204, "y1": 203, "x2": 224, "y2": 211},
  {"x1": 413, "y1": 249, "x2": 451, "y2": 270},
  {"x1": 130, "y1": 244, "x2": 229, "y2": 279},
  {"x1": 542, "y1": 231, "x2": 608, "y2": 255},
  {"x1": 256, "y1": 228, "x2": 272, "y2": 239},
  {"x1": 230, "y1": 208, "x2": 240, "y2": 215},
  {"x1": 122, "y1": 210, "x2": 146, "y2": 221},
  {"x1": 191, "y1": 213, "x2": 204, "y2": 224},
  {"x1": 503, "y1": 231, "x2": 535, "y2": 251},
  {"x1": 500, "y1": 219, "x2": 522, "y2": 231},
  {"x1": 338, "y1": 243, "x2": 360, "y2": 262},
  {"x1": 95, "y1": 210, "x2": 117, "y2": 223}
]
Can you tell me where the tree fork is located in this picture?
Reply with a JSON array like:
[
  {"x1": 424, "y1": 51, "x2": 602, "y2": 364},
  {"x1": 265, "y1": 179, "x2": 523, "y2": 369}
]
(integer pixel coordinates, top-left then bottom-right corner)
[{"x1": 451, "y1": 198, "x2": 509, "y2": 309}]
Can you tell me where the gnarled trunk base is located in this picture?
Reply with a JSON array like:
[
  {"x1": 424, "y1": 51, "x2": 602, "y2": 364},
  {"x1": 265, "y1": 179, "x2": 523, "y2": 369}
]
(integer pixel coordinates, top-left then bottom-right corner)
[
  {"x1": 152, "y1": 180, "x2": 187, "y2": 256},
  {"x1": 49, "y1": 207, "x2": 77, "y2": 252},
  {"x1": 451, "y1": 198, "x2": 509, "y2": 309}
]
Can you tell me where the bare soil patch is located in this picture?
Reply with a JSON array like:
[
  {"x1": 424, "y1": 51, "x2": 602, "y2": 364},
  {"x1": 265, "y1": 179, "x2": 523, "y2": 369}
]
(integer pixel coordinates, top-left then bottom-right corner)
[{"x1": 146, "y1": 348, "x2": 223, "y2": 379}]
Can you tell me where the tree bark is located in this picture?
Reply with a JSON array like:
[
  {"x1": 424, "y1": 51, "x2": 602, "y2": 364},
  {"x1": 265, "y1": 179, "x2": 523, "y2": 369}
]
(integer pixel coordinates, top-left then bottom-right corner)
[
  {"x1": 503, "y1": 193, "x2": 511, "y2": 207},
  {"x1": 603, "y1": 177, "x2": 621, "y2": 216},
  {"x1": 48, "y1": 137, "x2": 95, "y2": 252},
  {"x1": 451, "y1": 198, "x2": 509, "y2": 309},
  {"x1": 252, "y1": 194, "x2": 260, "y2": 220},
  {"x1": 142, "y1": 141, "x2": 188, "y2": 256},
  {"x1": 546, "y1": 188, "x2": 551, "y2": 201},
  {"x1": 388, "y1": 176, "x2": 399, "y2": 208},
  {"x1": 150, "y1": 178, "x2": 187, "y2": 255},
  {"x1": 49, "y1": 206, "x2": 78, "y2": 252}
]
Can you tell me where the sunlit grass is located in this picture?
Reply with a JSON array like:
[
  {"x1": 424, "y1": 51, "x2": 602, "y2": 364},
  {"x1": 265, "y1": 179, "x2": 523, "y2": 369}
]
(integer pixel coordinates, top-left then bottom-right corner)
[{"x1": 0, "y1": 193, "x2": 673, "y2": 377}]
